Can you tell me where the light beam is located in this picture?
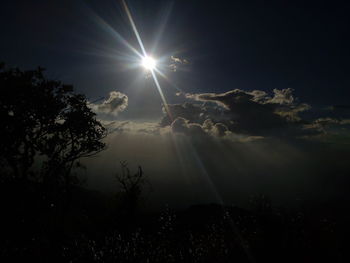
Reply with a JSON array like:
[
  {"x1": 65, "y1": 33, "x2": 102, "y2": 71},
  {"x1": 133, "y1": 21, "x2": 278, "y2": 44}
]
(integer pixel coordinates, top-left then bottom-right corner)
[
  {"x1": 142, "y1": 56, "x2": 156, "y2": 70},
  {"x1": 122, "y1": 0, "x2": 172, "y2": 121}
]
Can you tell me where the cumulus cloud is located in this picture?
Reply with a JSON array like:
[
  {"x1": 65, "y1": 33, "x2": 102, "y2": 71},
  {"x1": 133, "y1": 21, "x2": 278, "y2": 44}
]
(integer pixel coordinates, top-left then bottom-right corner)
[
  {"x1": 91, "y1": 88, "x2": 348, "y2": 143},
  {"x1": 274, "y1": 103, "x2": 311, "y2": 122},
  {"x1": 266, "y1": 88, "x2": 295, "y2": 105},
  {"x1": 90, "y1": 91, "x2": 128, "y2": 116},
  {"x1": 161, "y1": 88, "x2": 311, "y2": 136},
  {"x1": 202, "y1": 119, "x2": 228, "y2": 137},
  {"x1": 160, "y1": 102, "x2": 206, "y2": 126},
  {"x1": 100, "y1": 117, "x2": 260, "y2": 143},
  {"x1": 171, "y1": 117, "x2": 207, "y2": 136},
  {"x1": 248, "y1": 90, "x2": 269, "y2": 103},
  {"x1": 165, "y1": 116, "x2": 262, "y2": 142}
]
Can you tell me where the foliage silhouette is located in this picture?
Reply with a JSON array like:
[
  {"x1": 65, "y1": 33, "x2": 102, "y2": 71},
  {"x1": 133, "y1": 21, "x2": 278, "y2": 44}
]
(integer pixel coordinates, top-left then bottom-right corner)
[
  {"x1": 115, "y1": 161, "x2": 146, "y2": 219},
  {"x1": 0, "y1": 64, "x2": 107, "y2": 186}
]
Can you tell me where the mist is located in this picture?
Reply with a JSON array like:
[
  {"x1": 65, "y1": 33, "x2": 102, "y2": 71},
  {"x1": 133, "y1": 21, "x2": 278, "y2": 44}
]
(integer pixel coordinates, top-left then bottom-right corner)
[{"x1": 83, "y1": 129, "x2": 350, "y2": 209}]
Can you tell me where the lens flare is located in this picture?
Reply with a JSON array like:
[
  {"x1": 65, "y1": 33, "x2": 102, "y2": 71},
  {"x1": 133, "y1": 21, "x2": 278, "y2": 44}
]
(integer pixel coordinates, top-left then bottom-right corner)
[{"x1": 142, "y1": 56, "x2": 156, "y2": 70}]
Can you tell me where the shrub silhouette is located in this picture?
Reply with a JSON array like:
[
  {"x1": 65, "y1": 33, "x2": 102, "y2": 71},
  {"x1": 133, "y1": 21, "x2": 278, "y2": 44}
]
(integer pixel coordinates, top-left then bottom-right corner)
[{"x1": 0, "y1": 64, "x2": 107, "y2": 187}]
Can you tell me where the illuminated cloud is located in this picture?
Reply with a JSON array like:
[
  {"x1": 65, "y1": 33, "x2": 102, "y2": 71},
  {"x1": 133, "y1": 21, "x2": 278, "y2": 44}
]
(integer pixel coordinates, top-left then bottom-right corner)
[
  {"x1": 93, "y1": 88, "x2": 349, "y2": 142},
  {"x1": 303, "y1": 117, "x2": 350, "y2": 134},
  {"x1": 203, "y1": 119, "x2": 229, "y2": 137},
  {"x1": 161, "y1": 88, "x2": 313, "y2": 137},
  {"x1": 171, "y1": 117, "x2": 207, "y2": 136},
  {"x1": 266, "y1": 88, "x2": 295, "y2": 105},
  {"x1": 169, "y1": 55, "x2": 189, "y2": 72},
  {"x1": 101, "y1": 117, "x2": 259, "y2": 143},
  {"x1": 101, "y1": 120, "x2": 160, "y2": 135},
  {"x1": 90, "y1": 91, "x2": 128, "y2": 116}
]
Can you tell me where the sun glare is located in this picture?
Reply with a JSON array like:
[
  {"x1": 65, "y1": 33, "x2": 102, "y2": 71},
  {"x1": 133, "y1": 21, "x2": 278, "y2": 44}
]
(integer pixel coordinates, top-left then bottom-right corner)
[{"x1": 142, "y1": 56, "x2": 156, "y2": 70}]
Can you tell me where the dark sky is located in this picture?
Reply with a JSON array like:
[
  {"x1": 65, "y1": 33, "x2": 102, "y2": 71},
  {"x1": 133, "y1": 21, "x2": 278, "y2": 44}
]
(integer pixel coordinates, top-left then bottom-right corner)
[
  {"x1": 2, "y1": 0, "x2": 350, "y2": 207},
  {"x1": 1, "y1": 0, "x2": 350, "y2": 108}
]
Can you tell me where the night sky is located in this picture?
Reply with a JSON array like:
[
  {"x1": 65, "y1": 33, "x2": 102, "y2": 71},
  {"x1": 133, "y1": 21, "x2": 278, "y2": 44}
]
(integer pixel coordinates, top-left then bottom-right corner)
[{"x1": 1, "y1": 0, "x2": 350, "y2": 207}]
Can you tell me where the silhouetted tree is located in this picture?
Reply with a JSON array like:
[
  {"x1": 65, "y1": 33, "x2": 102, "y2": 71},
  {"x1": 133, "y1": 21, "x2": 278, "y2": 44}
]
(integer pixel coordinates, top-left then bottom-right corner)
[
  {"x1": 115, "y1": 161, "x2": 145, "y2": 218},
  {"x1": 0, "y1": 64, "x2": 107, "y2": 187}
]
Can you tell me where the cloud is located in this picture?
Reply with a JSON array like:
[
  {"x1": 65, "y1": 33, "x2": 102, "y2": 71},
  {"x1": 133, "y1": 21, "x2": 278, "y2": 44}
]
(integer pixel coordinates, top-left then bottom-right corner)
[
  {"x1": 185, "y1": 88, "x2": 304, "y2": 109},
  {"x1": 92, "y1": 88, "x2": 349, "y2": 143},
  {"x1": 169, "y1": 55, "x2": 189, "y2": 72},
  {"x1": 202, "y1": 119, "x2": 228, "y2": 137},
  {"x1": 170, "y1": 55, "x2": 189, "y2": 64},
  {"x1": 90, "y1": 91, "x2": 128, "y2": 116},
  {"x1": 164, "y1": 116, "x2": 262, "y2": 143},
  {"x1": 101, "y1": 117, "x2": 261, "y2": 144},
  {"x1": 266, "y1": 88, "x2": 295, "y2": 105},
  {"x1": 171, "y1": 117, "x2": 207, "y2": 136},
  {"x1": 248, "y1": 90, "x2": 269, "y2": 103},
  {"x1": 163, "y1": 88, "x2": 311, "y2": 136},
  {"x1": 274, "y1": 103, "x2": 311, "y2": 122},
  {"x1": 303, "y1": 117, "x2": 350, "y2": 134},
  {"x1": 160, "y1": 102, "x2": 206, "y2": 126},
  {"x1": 101, "y1": 120, "x2": 160, "y2": 135}
]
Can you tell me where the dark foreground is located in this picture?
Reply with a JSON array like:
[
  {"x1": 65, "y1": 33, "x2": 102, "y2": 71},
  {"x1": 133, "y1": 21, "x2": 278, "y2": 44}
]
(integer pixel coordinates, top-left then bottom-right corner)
[{"x1": 1, "y1": 181, "x2": 349, "y2": 263}]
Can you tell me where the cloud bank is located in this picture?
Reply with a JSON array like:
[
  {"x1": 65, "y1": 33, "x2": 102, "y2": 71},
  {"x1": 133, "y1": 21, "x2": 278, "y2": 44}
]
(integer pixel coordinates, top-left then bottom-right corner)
[
  {"x1": 96, "y1": 88, "x2": 350, "y2": 143},
  {"x1": 160, "y1": 88, "x2": 313, "y2": 138},
  {"x1": 82, "y1": 88, "x2": 350, "y2": 208}
]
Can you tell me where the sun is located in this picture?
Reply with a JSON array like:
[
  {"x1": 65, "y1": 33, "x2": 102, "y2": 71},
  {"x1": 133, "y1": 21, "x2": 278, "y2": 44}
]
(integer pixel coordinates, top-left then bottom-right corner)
[{"x1": 141, "y1": 56, "x2": 156, "y2": 70}]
